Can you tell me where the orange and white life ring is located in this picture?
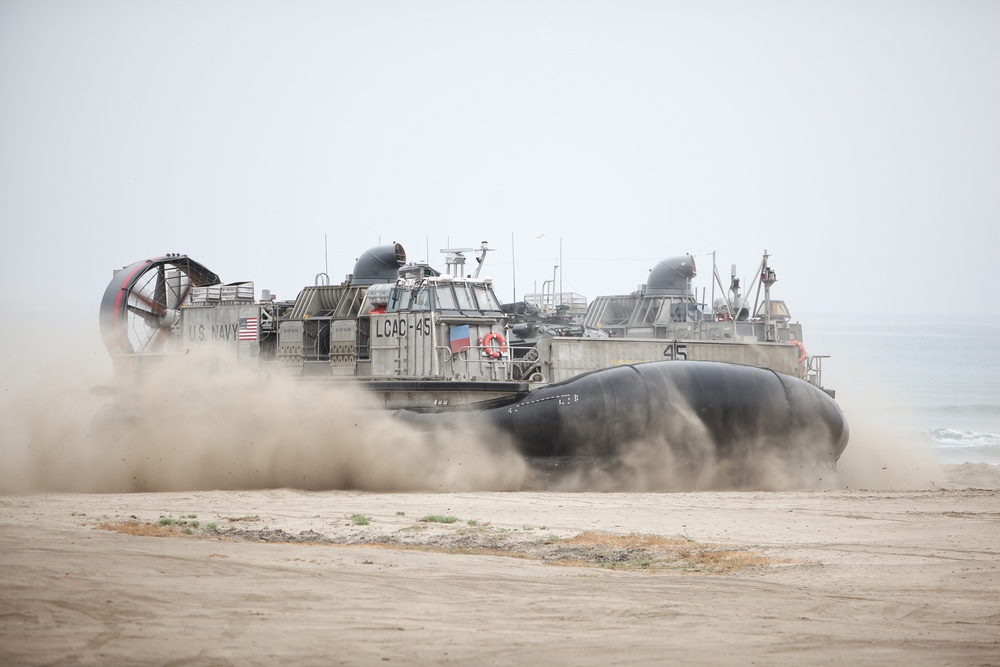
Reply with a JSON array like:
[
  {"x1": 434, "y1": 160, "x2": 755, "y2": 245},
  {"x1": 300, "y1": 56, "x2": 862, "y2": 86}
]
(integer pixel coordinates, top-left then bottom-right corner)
[
  {"x1": 482, "y1": 332, "x2": 507, "y2": 359},
  {"x1": 790, "y1": 340, "x2": 807, "y2": 376}
]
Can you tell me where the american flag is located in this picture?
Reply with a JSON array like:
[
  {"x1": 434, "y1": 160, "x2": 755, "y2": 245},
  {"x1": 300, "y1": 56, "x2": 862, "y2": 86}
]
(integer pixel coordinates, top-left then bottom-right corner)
[{"x1": 238, "y1": 317, "x2": 258, "y2": 341}]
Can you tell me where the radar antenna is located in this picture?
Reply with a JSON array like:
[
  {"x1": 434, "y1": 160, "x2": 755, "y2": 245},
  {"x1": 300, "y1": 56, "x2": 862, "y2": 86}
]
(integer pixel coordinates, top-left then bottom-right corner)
[
  {"x1": 440, "y1": 247, "x2": 474, "y2": 277},
  {"x1": 472, "y1": 240, "x2": 495, "y2": 278}
]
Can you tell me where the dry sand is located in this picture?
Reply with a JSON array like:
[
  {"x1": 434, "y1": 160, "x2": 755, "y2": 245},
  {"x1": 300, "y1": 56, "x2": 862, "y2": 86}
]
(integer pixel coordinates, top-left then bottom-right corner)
[{"x1": 2, "y1": 463, "x2": 999, "y2": 666}]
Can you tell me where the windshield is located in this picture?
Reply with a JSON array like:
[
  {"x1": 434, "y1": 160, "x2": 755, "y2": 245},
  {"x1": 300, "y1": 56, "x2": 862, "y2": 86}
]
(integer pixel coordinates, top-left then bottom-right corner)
[
  {"x1": 387, "y1": 288, "x2": 411, "y2": 312},
  {"x1": 411, "y1": 281, "x2": 505, "y2": 315},
  {"x1": 433, "y1": 285, "x2": 457, "y2": 310},
  {"x1": 473, "y1": 285, "x2": 503, "y2": 313},
  {"x1": 411, "y1": 288, "x2": 432, "y2": 311},
  {"x1": 454, "y1": 284, "x2": 475, "y2": 311}
]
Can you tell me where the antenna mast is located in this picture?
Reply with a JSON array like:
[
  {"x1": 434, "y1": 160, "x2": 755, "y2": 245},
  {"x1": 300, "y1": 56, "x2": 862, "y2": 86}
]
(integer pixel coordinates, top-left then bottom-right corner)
[{"x1": 511, "y1": 232, "x2": 516, "y2": 303}]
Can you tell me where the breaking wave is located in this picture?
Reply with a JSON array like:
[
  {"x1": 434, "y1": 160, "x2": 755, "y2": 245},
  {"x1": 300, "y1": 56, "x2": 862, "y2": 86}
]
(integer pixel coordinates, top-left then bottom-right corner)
[{"x1": 925, "y1": 427, "x2": 1000, "y2": 465}]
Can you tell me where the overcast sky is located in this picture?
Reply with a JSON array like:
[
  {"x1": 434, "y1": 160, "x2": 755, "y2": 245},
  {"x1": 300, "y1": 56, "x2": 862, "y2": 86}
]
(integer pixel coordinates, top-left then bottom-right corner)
[{"x1": 1, "y1": 0, "x2": 997, "y2": 321}]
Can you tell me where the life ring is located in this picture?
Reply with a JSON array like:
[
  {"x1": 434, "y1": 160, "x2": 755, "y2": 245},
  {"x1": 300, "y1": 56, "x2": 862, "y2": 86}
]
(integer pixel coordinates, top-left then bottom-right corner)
[
  {"x1": 790, "y1": 340, "x2": 807, "y2": 364},
  {"x1": 482, "y1": 332, "x2": 507, "y2": 359},
  {"x1": 790, "y1": 340, "x2": 807, "y2": 376}
]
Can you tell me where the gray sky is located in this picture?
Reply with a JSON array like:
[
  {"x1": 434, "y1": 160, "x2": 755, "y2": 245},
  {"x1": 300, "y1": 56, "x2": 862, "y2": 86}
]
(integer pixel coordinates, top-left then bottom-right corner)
[{"x1": 2, "y1": 0, "x2": 998, "y2": 318}]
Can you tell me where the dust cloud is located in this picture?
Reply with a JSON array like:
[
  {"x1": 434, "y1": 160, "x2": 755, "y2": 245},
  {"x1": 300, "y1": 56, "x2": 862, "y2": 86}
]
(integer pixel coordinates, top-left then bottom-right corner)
[
  {"x1": 528, "y1": 373, "x2": 946, "y2": 493},
  {"x1": 536, "y1": 418, "x2": 848, "y2": 493},
  {"x1": 831, "y1": 393, "x2": 945, "y2": 491},
  {"x1": 1, "y1": 315, "x2": 943, "y2": 494},
  {"x1": 0, "y1": 320, "x2": 528, "y2": 493}
]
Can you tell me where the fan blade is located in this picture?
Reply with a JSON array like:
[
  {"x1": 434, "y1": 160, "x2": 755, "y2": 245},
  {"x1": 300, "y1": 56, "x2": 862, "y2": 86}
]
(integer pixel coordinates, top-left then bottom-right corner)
[
  {"x1": 132, "y1": 291, "x2": 166, "y2": 316},
  {"x1": 154, "y1": 265, "x2": 167, "y2": 313},
  {"x1": 148, "y1": 326, "x2": 169, "y2": 352},
  {"x1": 171, "y1": 279, "x2": 192, "y2": 310},
  {"x1": 126, "y1": 303, "x2": 161, "y2": 327}
]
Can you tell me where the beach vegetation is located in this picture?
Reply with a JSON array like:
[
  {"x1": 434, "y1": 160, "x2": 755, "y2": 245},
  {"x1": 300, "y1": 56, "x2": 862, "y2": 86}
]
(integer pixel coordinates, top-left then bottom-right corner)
[
  {"x1": 94, "y1": 519, "x2": 772, "y2": 574},
  {"x1": 398, "y1": 524, "x2": 427, "y2": 532},
  {"x1": 157, "y1": 515, "x2": 201, "y2": 529},
  {"x1": 98, "y1": 519, "x2": 185, "y2": 538}
]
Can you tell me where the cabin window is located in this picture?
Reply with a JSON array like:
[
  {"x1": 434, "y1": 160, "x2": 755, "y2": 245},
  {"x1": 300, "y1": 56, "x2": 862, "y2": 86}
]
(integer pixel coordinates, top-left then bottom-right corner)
[
  {"x1": 433, "y1": 285, "x2": 457, "y2": 311},
  {"x1": 412, "y1": 288, "x2": 431, "y2": 311},
  {"x1": 592, "y1": 296, "x2": 634, "y2": 327},
  {"x1": 454, "y1": 284, "x2": 475, "y2": 311},
  {"x1": 473, "y1": 285, "x2": 502, "y2": 314},
  {"x1": 387, "y1": 288, "x2": 410, "y2": 312}
]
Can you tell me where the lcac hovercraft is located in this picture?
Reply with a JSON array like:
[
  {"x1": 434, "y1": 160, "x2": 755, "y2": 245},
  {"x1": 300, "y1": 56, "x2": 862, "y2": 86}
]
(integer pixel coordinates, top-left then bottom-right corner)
[{"x1": 98, "y1": 242, "x2": 848, "y2": 471}]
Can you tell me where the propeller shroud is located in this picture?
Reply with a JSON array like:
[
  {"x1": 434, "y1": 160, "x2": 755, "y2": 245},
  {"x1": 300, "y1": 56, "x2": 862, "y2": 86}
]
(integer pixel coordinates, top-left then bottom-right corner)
[{"x1": 99, "y1": 255, "x2": 220, "y2": 356}]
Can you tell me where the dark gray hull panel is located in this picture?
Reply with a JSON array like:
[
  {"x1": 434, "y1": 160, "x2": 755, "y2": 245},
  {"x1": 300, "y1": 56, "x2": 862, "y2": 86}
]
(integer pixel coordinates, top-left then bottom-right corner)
[{"x1": 405, "y1": 361, "x2": 848, "y2": 465}]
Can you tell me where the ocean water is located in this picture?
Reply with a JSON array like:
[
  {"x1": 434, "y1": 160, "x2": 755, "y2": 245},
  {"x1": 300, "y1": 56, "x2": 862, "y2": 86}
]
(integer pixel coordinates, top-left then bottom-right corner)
[{"x1": 806, "y1": 314, "x2": 1000, "y2": 465}]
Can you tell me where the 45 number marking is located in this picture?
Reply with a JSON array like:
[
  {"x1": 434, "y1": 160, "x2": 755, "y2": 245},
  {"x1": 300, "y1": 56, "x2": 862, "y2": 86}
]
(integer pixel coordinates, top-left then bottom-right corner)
[{"x1": 663, "y1": 342, "x2": 688, "y2": 360}]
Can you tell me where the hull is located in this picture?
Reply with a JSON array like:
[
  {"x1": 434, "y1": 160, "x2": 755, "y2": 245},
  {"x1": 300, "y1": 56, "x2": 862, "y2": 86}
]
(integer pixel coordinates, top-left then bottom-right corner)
[{"x1": 404, "y1": 360, "x2": 848, "y2": 466}]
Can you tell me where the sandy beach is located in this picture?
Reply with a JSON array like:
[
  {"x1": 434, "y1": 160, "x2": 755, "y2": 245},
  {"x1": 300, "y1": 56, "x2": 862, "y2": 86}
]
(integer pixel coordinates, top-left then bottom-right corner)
[{"x1": 2, "y1": 463, "x2": 998, "y2": 666}]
